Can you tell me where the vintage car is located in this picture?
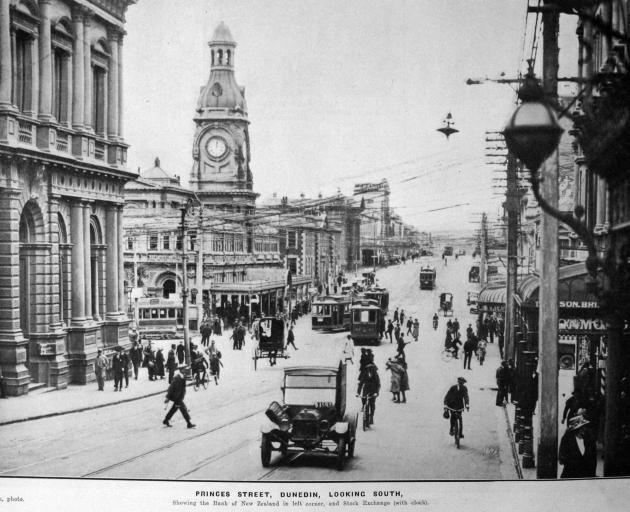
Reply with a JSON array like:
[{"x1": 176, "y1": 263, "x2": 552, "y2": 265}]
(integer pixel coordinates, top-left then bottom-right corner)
[{"x1": 260, "y1": 362, "x2": 357, "y2": 470}]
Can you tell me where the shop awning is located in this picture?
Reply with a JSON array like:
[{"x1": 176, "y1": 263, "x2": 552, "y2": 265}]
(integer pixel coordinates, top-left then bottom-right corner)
[
  {"x1": 478, "y1": 284, "x2": 522, "y2": 311},
  {"x1": 517, "y1": 263, "x2": 599, "y2": 308}
]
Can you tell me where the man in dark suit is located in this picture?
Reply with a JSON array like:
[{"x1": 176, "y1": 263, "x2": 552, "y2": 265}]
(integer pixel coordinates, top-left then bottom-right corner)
[
  {"x1": 163, "y1": 365, "x2": 195, "y2": 429},
  {"x1": 130, "y1": 341, "x2": 143, "y2": 380},
  {"x1": 112, "y1": 346, "x2": 126, "y2": 392},
  {"x1": 559, "y1": 412, "x2": 597, "y2": 478},
  {"x1": 444, "y1": 377, "x2": 470, "y2": 437}
]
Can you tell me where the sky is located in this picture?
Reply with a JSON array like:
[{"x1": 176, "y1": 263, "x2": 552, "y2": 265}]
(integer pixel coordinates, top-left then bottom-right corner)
[{"x1": 123, "y1": 0, "x2": 578, "y2": 232}]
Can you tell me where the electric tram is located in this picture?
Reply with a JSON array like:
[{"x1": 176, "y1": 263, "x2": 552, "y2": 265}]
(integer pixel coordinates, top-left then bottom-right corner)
[{"x1": 311, "y1": 295, "x2": 352, "y2": 331}]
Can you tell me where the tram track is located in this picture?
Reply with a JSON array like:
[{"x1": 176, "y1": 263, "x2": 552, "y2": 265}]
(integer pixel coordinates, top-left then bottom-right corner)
[{"x1": 82, "y1": 408, "x2": 264, "y2": 478}]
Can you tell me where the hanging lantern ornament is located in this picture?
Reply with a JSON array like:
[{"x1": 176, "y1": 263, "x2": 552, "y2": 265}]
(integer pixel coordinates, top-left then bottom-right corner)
[{"x1": 437, "y1": 111, "x2": 459, "y2": 139}]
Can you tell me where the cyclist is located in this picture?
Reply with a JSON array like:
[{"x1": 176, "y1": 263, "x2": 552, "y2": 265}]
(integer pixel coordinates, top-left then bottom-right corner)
[
  {"x1": 191, "y1": 346, "x2": 208, "y2": 385},
  {"x1": 444, "y1": 377, "x2": 470, "y2": 438},
  {"x1": 357, "y1": 361, "x2": 381, "y2": 427}
]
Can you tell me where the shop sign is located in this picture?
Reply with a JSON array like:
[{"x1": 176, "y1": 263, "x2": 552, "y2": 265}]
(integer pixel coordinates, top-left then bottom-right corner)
[
  {"x1": 559, "y1": 300, "x2": 599, "y2": 309},
  {"x1": 559, "y1": 318, "x2": 606, "y2": 332}
]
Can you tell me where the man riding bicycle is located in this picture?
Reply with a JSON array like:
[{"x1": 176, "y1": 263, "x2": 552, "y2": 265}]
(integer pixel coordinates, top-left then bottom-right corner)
[
  {"x1": 357, "y1": 361, "x2": 381, "y2": 427},
  {"x1": 191, "y1": 346, "x2": 208, "y2": 385},
  {"x1": 444, "y1": 377, "x2": 470, "y2": 438}
]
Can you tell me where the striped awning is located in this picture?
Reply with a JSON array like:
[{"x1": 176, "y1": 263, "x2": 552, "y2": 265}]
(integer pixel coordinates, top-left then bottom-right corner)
[{"x1": 478, "y1": 285, "x2": 522, "y2": 310}]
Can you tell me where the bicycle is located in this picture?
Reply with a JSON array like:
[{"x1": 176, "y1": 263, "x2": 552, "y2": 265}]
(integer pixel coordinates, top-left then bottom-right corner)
[
  {"x1": 444, "y1": 406, "x2": 466, "y2": 448},
  {"x1": 440, "y1": 347, "x2": 458, "y2": 362},
  {"x1": 358, "y1": 393, "x2": 377, "y2": 431},
  {"x1": 193, "y1": 369, "x2": 209, "y2": 391}
]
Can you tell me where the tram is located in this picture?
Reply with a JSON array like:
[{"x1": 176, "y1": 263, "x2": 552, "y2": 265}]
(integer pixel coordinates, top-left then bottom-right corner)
[
  {"x1": 311, "y1": 295, "x2": 352, "y2": 331},
  {"x1": 419, "y1": 266, "x2": 437, "y2": 290},
  {"x1": 350, "y1": 300, "x2": 383, "y2": 345},
  {"x1": 363, "y1": 288, "x2": 390, "y2": 315},
  {"x1": 136, "y1": 297, "x2": 184, "y2": 339}
]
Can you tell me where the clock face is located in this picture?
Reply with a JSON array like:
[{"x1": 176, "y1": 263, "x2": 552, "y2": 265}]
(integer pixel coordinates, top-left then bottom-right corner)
[{"x1": 206, "y1": 136, "x2": 228, "y2": 159}]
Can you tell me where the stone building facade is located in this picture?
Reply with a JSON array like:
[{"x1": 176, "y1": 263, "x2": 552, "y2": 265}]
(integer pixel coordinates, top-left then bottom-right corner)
[{"x1": 0, "y1": 0, "x2": 136, "y2": 396}]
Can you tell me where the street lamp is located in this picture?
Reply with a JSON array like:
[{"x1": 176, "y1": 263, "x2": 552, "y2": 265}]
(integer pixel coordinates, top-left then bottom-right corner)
[{"x1": 180, "y1": 197, "x2": 199, "y2": 377}]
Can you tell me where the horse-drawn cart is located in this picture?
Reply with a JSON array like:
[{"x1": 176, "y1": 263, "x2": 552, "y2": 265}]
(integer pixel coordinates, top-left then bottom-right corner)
[{"x1": 253, "y1": 317, "x2": 289, "y2": 370}]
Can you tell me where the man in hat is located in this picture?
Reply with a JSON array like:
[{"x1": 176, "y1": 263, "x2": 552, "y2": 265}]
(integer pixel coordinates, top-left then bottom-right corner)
[
  {"x1": 94, "y1": 349, "x2": 109, "y2": 391},
  {"x1": 166, "y1": 344, "x2": 177, "y2": 383},
  {"x1": 443, "y1": 377, "x2": 470, "y2": 438},
  {"x1": 558, "y1": 410, "x2": 597, "y2": 478},
  {"x1": 130, "y1": 340, "x2": 143, "y2": 380},
  {"x1": 163, "y1": 364, "x2": 195, "y2": 429},
  {"x1": 112, "y1": 346, "x2": 125, "y2": 392},
  {"x1": 286, "y1": 325, "x2": 297, "y2": 350},
  {"x1": 495, "y1": 361, "x2": 510, "y2": 406}
]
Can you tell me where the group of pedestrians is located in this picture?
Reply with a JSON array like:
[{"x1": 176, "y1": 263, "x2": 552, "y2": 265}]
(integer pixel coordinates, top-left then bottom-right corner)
[{"x1": 494, "y1": 359, "x2": 516, "y2": 406}]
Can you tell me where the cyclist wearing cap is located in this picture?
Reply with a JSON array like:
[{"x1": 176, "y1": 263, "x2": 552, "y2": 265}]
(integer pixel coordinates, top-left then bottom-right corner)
[
  {"x1": 357, "y1": 362, "x2": 381, "y2": 426},
  {"x1": 444, "y1": 377, "x2": 470, "y2": 438}
]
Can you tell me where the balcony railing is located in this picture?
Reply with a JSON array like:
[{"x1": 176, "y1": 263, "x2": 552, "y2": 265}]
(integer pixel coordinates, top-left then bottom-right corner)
[
  {"x1": 56, "y1": 130, "x2": 70, "y2": 153},
  {"x1": 18, "y1": 118, "x2": 35, "y2": 145}
]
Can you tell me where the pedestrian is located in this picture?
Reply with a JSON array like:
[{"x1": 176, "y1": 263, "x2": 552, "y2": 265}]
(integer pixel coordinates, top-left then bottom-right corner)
[
  {"x1": 286, "y1": 325, "x2": 297, "y2": 350},
  {"x1": 394, "y1": 323, "x2": 401, "y2": 343},
  {"x1": 451, "y1": 332, "x2": 461, "y2": 359},
  {"x1": 213, "y1": 316, "x2": 222, "y2": 336},
  {"x1": 400, "y1": 309, "x2": 406, "y2": 328},
  {"x1": 209, "y1": 351, "x2": 223, "y2": 384},
  {"x1": 162, "y1": 364, "x2": 195, "y2": 429},
  {"x1": 393, "y1": 307, "x2": 399, "y2": 324},
  {"x1": 396, "y1": 333, "x2": 409, "y2": 359},
  {"x1": 386, "y1": 357, "x2": 402, "y2": 403},
  {"x1": 387, "y1": 319, "x2": 394, "y2": 343},
  {"x1": 488, "y1": 315, "x2": 497, "y2": 344},
  {"x1": 120, "y1": 346, "x2": 130, "y2": 388},
  {"x1": 476, "y1": 338, "x2": 487, "y2": 366},
  {"x1": 144, "y1": 342, "x2": 156, "y2": 381},
  {"x1": 452, "y1": 318, "x2": 460, "y2": 337},
  {"x1": 466, "y1": 324, "x2": 474, "y2": 340},
  {"x1": 112, "y1": 346, "x2": 125, "y2": 391},
  {"x1": 507, "y1": 359, "x2": 516, "y2": 402},
  {"x1": 406, "y1": 317, "x2": 413, "y2": 336},
  {"x1": 562, "y1": 390, "x2": 583, "y2": 425},
  {"x1": 200, "y1": 320, "x2": 211, "y2": 347},
  {"x1": 378, "y1": 315, "x2": 386, "y2": 339},
  {"x1": 495, "y1": 361, "x2": 510, "y2": 406},
  {"x1": 176, "y1": 341, "x2": 185, "y2": 364},
  {"x1": 412, "y1": 318, "x2": 419, "y2": 341},
  {"x1": 343, "y1": 335, "x2": 355, "y2": 364},
  {"x1": 155, "y1": 348, "x2": 165, "y2": 380},
  {"x1": 129, "y1": 326, "x2": 139, "y2": 346},
  {"x1": 130, "y1": 341, "x2": 143, "y2": 380},
  {"x1": 94, "y1": 349, "x2": 108, "y2": 391},
  {"x1": 463, "y1": 337, "x2": 475, "y2": 370},
  {"x1": 166, "y1": 344, "x2": 177, "y2": 383},
  {"x1": 558, "y1": 411, "x2": 597, "y2": 478},
  {"x1": 498, "y1": 331, "x2": 505, "y2": 359}
]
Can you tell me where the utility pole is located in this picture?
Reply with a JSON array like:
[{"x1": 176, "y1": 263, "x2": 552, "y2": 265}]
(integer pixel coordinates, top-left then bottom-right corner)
[
  {"x1": 480, "y1": 213, "x2": 488, "y2": 286},
  {"x1": 505, "y1": 150, "x2": 519, "y2": 363},
  {"x1": 536, "y1": 1, "x2": 560, "y2": 479},
  {"x1": 180, "y1": 203, "x2": 193, "y2": 376}
]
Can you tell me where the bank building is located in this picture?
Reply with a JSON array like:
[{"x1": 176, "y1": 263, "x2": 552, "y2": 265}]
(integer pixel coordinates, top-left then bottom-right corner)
[{"x1": 0, "y1": 0, "x2": 136, "y2": 396}]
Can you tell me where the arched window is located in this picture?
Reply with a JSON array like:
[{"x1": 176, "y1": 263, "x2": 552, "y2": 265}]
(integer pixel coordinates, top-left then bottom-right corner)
[
  {"x1": 162, "y1": 279, "x2": 176, "y2": 298},
  {"x1": 211, "y1": 50, "x2": 215, "y2": 66},
  {"x1": 226, "y1": 49, "x2": 231, "y2": 65},
  {"x1": 217, "y1": 49, "x2": 223, "y2": 64}
]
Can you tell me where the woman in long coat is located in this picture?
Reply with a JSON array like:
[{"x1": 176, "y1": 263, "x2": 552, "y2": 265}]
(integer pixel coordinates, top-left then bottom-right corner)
[
  {"x1": 386, "y1": 358, "x2": 403, "y2": 402},
  {"x1": 412, "y1": 319, "x2": 420, "y2": 341},
  {"x1": 143, "y1": 342, "x2": 156, "y2": 381}
]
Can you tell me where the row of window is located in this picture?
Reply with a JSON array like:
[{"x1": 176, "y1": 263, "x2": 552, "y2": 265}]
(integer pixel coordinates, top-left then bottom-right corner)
[{"x1": 14, "y1": 27, "x2": 109, "y2": 134}]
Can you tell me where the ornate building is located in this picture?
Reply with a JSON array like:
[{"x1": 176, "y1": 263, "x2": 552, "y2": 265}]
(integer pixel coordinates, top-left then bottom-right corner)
[
  {"x1": 123, "y1": 23, "x2": 291, "y2": 328},
  {"x1": 0, "y1": 0, "x2": 136, "y2": 396}
]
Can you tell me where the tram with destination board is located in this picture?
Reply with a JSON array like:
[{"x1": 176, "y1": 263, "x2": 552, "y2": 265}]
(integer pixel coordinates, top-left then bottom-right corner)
[{"x1": 419, "y1": 266, "x2": 437, "y2": 290}]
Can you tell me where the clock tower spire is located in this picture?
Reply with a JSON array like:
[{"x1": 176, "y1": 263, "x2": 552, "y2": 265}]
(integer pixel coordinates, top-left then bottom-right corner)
[{"x1": 190, "y1": 22, "x2": 256, "y2": 210}]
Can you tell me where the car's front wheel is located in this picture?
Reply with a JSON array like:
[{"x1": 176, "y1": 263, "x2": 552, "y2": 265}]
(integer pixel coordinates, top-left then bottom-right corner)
[
  {"x1": 336, "y1": 437, "x2": 346, "y2": 470},
  {"x1": 261, "y1": 433, "x2": 272, "y2": 468}
]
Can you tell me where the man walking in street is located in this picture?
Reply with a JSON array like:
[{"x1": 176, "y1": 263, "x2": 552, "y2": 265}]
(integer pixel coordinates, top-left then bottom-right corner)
[
  {"x1": 95, "y1": 349, "x2": 108, "y2": 391},
  {"x1": 393, "y1": 308, "x2": 399, "y2": 324},
  {"x1": 463, "y1": 336, "x2": 475, "y2": 370},
  {"x1": 387, "y1": 319, "x2": 394, "y2": 343},
  {"x1": 163, "y1": 364, "x2": 195, "y2": 429},
  {"x1": 286, "y1": 325, "x2": 298, "y2": 350},
  {"x1": 166, "y1": 344, "x2": 177, "y2": 383},
  {"x1": 498, "y1": 331, "x2": 505, "y2": 359}
]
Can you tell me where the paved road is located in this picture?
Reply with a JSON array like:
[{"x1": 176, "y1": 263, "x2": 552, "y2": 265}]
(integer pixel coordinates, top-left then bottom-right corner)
[{"x1": 0, "y1": 255, "x2": 517, "y2": 480}]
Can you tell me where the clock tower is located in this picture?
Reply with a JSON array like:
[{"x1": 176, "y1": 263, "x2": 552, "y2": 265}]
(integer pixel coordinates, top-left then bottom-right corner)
[{"x1": 190, "y1": 22, "x2": 256, "y2": 210}]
